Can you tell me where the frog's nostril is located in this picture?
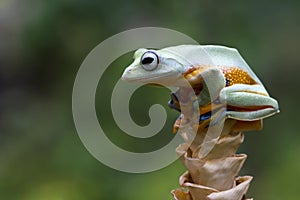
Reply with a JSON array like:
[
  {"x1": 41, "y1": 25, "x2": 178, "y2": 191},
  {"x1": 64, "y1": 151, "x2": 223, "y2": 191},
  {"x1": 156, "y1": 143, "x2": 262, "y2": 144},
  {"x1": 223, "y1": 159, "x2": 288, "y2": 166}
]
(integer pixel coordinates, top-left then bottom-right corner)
[{"x1": 121, "y1": 68, "x2": 132, "y2": 80}]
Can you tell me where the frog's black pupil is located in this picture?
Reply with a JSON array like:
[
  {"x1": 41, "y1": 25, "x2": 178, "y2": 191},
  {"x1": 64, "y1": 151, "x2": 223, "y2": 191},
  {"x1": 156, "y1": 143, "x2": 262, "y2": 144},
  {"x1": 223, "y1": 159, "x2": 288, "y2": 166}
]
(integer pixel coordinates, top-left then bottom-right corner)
[{"x1": 142, "y1": 57, "x2": 154, "y2": 65}]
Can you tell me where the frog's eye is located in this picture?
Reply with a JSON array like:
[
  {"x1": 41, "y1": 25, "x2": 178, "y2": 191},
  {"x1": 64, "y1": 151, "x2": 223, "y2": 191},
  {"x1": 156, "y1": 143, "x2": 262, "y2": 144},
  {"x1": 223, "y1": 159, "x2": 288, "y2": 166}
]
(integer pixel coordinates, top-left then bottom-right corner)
[{"x1": 141, "y1": 51, "x2": 159, "y2": 71}]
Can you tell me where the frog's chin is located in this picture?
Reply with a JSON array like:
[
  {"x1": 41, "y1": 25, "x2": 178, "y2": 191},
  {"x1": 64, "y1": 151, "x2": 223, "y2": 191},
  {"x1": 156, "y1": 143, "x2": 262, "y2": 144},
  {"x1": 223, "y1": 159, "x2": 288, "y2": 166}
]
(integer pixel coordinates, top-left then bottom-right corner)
[{"x1": 122, "y1": 73, "x2": 189, "y2": 87}]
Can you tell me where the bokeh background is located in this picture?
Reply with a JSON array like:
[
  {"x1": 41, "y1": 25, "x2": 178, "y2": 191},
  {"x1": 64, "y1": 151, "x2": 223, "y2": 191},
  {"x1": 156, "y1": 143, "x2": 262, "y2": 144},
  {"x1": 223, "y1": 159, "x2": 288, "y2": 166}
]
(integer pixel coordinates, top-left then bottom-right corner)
[{"x1": 1, "y1": 0, "x2": 299, "y2": 199}]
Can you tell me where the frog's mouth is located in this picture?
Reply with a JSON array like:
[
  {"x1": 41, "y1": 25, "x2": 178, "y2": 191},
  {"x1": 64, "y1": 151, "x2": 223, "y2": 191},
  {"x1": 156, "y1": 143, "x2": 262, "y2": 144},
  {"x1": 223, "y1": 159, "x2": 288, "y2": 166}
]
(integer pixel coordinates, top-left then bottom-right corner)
[
  {"x1": 121, "y1": 71, "x2": 185, "y2": 86},
  {"x1": 122, "y1": 72, "x2": 173, "y2": 81}
]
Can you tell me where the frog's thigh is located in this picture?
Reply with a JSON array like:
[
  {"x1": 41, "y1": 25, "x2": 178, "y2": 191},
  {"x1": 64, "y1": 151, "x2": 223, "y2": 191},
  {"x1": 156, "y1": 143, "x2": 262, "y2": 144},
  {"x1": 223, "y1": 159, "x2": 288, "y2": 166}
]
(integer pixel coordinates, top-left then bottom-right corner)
[
  {"x1": 219, "y1": 84, "x2": 279, "y2": 120},
  {"x1": 225, "y1": 108, "x2": 278, "y2": 121}
]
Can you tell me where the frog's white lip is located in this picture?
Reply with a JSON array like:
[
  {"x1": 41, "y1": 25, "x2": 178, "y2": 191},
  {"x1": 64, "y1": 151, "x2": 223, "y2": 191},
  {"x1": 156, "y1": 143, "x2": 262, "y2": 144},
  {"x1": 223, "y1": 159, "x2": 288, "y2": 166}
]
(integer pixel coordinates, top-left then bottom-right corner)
[
  {"x1": 121, "y1": 72, "x2": 180, "y2": 83},
  {"x1": 122, "y1": 73, "x2": 170, "y2": 82}
]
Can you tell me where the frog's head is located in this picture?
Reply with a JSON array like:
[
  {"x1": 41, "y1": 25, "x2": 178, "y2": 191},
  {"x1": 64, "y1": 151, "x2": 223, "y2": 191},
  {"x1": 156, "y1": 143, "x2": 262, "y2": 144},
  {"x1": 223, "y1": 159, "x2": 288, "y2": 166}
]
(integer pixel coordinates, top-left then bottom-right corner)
[{"x1": 122, "y1": 48, "x2": 189, "y2": 86}]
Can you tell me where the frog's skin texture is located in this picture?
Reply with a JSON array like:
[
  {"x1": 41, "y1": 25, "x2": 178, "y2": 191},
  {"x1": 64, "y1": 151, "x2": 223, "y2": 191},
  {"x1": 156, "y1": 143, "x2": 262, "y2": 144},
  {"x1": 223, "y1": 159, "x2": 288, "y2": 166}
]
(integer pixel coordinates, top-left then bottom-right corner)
[{"x1": 122, "y1": 45, "x2": 279, "y2": 133}]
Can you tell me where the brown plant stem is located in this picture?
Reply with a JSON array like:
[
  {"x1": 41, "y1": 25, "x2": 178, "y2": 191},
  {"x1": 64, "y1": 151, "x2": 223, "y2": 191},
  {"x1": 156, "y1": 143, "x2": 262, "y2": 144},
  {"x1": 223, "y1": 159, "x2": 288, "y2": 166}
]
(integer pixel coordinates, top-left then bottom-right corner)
[{"x1": 171, "y1": 119, "x2": 262, "y2": 200}]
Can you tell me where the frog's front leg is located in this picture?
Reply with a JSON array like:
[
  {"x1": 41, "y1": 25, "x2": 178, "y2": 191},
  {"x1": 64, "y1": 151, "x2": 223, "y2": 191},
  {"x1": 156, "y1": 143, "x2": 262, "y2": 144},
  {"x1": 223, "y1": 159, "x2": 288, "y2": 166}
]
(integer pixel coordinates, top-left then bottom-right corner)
[{"x1": 219, "y1": 84, "x2": 279, "y2": 121}]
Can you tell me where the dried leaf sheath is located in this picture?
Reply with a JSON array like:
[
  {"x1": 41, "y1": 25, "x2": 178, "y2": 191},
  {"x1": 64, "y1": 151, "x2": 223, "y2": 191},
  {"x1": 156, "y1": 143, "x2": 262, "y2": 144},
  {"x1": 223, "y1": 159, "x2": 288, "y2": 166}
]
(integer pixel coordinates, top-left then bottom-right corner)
[{"x1": 171, "y1": 120, "x2": 259, "y2": 200}]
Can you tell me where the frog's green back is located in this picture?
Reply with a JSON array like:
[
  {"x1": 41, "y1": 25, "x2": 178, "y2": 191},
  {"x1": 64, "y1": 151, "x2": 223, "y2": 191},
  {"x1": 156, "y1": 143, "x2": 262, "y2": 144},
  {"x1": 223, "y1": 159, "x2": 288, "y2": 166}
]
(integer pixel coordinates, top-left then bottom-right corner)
[{"x1": 161, "y1": 45, "x2": 263, "y2": 87}]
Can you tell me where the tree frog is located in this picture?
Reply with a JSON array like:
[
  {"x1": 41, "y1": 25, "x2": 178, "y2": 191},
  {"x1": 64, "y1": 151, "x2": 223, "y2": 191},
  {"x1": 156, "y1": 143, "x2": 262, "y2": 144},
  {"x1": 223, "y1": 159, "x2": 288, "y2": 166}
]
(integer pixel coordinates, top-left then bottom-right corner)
[{"x1": 122, "y1": 45, "x2": 279, "y2": 133}]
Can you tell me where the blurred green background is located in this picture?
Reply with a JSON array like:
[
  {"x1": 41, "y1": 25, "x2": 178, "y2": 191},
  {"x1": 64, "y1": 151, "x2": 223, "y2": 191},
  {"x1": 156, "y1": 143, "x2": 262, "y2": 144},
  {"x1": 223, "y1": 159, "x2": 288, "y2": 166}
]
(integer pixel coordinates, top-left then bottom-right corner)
[{"x1": 1, "y1": 0, "x2": 299, "y2": 199}]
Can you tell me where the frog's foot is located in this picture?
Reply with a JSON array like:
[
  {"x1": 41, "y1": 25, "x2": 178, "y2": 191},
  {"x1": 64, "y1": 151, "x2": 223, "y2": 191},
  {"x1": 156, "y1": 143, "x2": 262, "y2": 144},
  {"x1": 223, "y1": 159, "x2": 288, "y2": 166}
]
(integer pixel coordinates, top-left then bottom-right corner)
[
  {"x1": 198, "y1": 118, "x2": 211, "y2": 131},
  {"x1": 173, "y1": 103, "x2": 226, "y2": 133},
  {"x1": 199, "y1": 101, "x2": 224, "y2": 114},
  {"x1": 198, "y1": 107, "x2": 227, "y2": 131},
  {"x1": 173, "y1": 114, "x2": 183, "y2": 133},
  {"x1": 173, "y1": 113, "x2": 196, "y2": 133},
  {"x1": 173, "y1": 115, "x2": 212, "y2": 133},
  {"x1": 197, "y1": 101, "x2": 226, "y2": 130}
]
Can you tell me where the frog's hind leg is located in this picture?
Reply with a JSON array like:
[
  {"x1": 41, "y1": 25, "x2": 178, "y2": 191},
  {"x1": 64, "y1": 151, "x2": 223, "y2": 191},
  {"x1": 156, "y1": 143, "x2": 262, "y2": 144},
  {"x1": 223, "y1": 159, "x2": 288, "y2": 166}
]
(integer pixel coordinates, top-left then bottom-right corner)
[{"x1": 219, "y1": 84, "x2": 279, "y2": 121}]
